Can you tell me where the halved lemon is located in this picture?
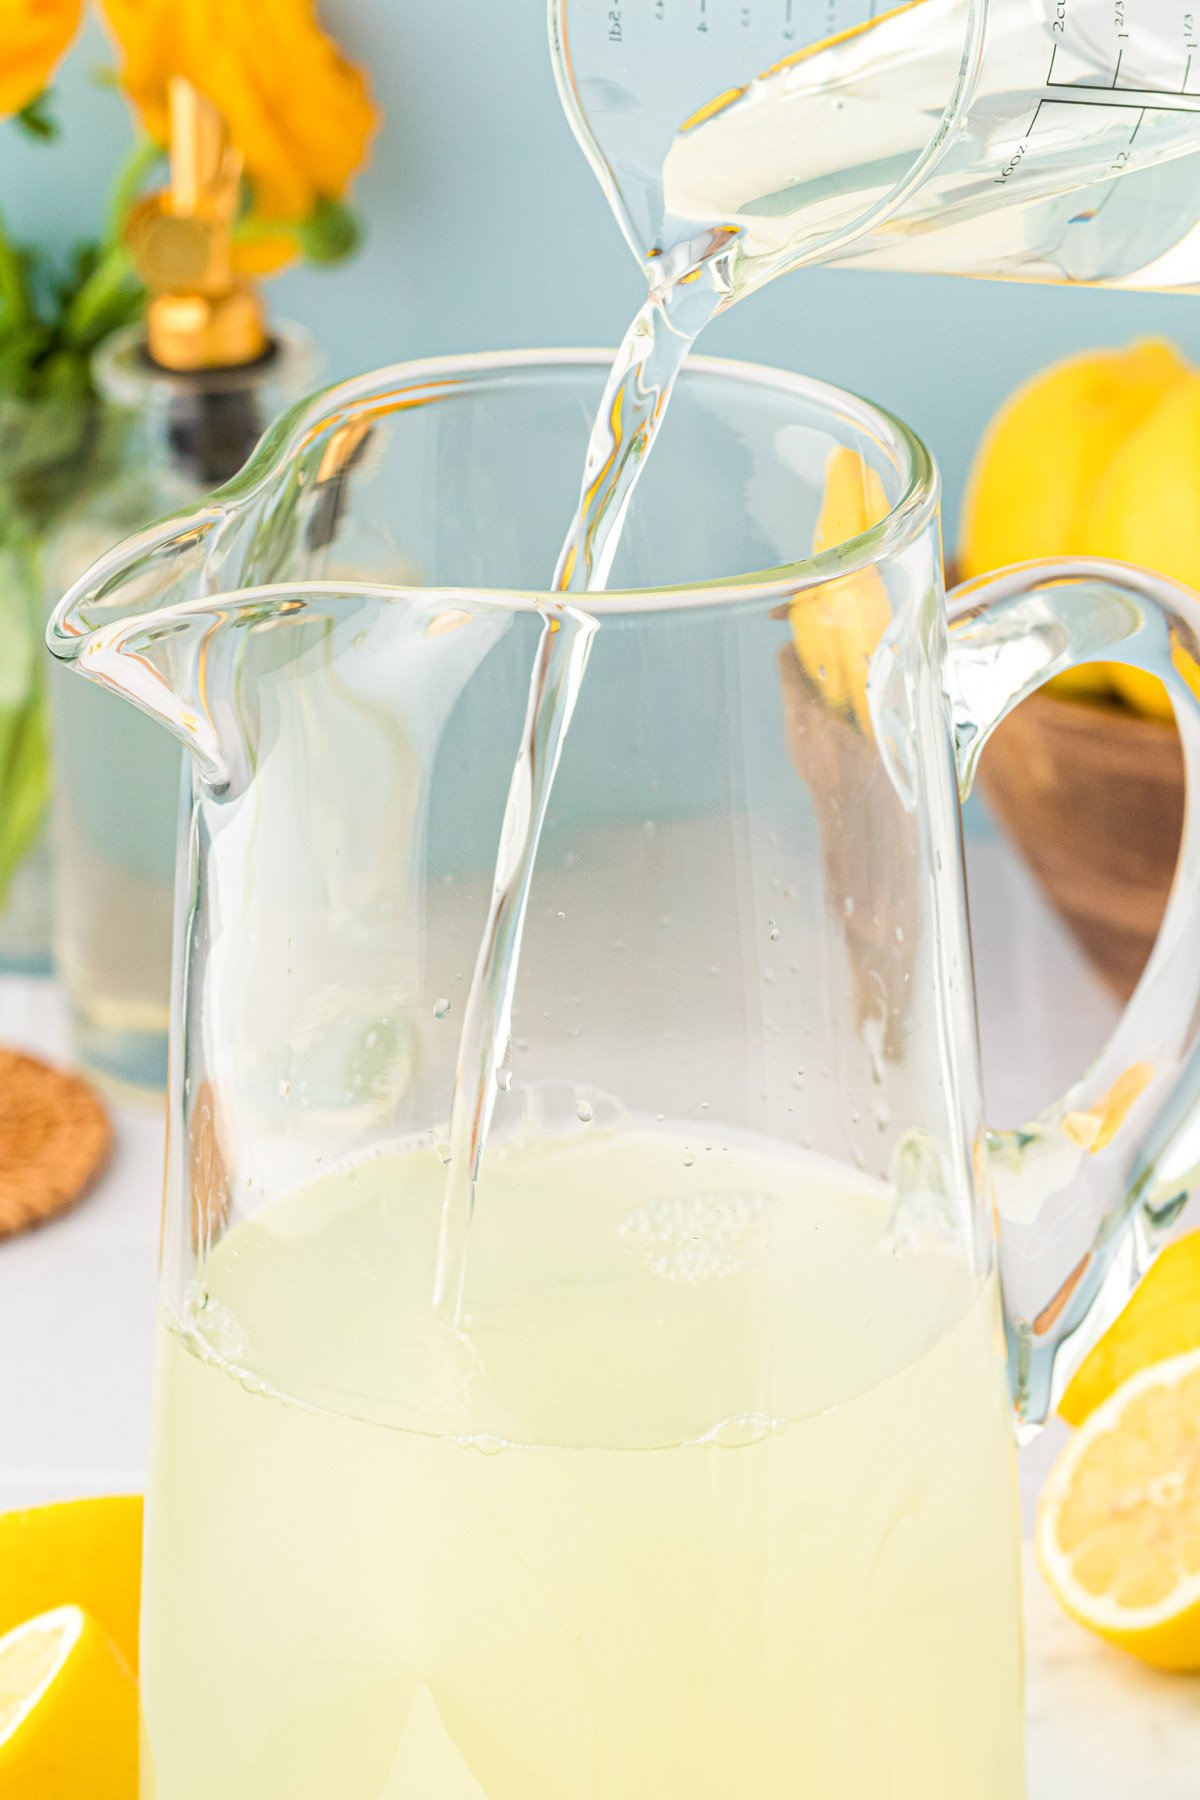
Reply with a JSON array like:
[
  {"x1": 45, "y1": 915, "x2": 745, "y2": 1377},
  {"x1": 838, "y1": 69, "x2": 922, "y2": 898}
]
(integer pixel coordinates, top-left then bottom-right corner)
[
  {"x1": 0, "y1": 1494, "x2": 142, "y2": 1673},
  {"x1": 0, "y1": 1604, "x2": 137, "y2": 1796},
  {"x1": 1037, "y1": 1347, "x2": 1200, "y2": 1670}
]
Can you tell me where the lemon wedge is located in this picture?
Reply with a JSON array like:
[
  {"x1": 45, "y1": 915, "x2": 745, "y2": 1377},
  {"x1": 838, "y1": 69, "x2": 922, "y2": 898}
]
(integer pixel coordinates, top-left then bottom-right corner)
[
  {"x1": 1037, "y1": 1348, "x2": 1200, "y2": 1670},
  {"x1": 790, "y1": 445, "x2": 891, "y2": 734},
  {"x1": 0, "y1": 1605, "x2": 137, "y2": 1796},
  {"x1": 1059, "y1": 1229, "x2": 1200, "y2": 1427},
  {"x1": 0, "y1": 1495, "x2": 142, "y2": 1676}
]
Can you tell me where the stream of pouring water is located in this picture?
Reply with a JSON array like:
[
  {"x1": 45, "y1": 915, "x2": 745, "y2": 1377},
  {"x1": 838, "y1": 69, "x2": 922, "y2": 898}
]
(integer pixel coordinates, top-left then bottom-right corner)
[{"x1": 432, "y1": 268, "x2": 727, "y2": 1321}]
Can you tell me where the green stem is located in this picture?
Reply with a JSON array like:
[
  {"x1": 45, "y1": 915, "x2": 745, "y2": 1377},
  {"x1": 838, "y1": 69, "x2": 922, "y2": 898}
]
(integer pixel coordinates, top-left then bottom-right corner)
[
  {"x1": 104, "y1": 135, "x2": 163, "y2": 247},
  {"x1": 63, "y1": 241, "x2": 140, "y2": 347},
  {"x1": 0, "y1": 201, "x2": 30, "y2": 333}
]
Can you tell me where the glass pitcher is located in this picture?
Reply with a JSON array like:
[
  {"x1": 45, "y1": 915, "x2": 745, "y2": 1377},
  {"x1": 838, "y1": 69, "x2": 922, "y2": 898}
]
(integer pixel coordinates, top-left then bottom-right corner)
[
  {"x1": 49, "y1": 351, "x2": 1200, "y2": 1798},
  {"x1": 553, "y1": 0, "x2": 1200, "y2": 291}
]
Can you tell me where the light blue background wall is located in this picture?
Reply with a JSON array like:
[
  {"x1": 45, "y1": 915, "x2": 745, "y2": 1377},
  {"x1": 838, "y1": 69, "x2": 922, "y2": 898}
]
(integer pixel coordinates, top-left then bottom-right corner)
[{"x1": 5, "y1": 3, "x2": 1200, "y2": 545}]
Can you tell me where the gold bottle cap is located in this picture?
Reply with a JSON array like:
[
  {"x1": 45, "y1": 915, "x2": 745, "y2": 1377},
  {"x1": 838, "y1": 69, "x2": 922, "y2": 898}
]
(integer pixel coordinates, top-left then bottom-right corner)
[{"x1": 126, "y1": 78, "x2": 269, "y2": 372}]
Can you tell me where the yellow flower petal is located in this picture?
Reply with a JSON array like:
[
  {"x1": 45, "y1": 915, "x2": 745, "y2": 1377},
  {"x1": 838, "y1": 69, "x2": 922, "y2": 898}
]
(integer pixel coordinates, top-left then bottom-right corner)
[
  {"x1": 99, "y1": 0, "x2": 378, "y2": 219},
  {"x1": 0, "y1": 0, "x2": 82, "y2": 119},
  {"x1": 231, "y1": 226, "x2": 302, "y2": 278}
]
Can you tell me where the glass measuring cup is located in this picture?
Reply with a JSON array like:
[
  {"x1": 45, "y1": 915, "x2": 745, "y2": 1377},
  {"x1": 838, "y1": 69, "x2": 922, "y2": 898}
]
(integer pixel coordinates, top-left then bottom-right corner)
[
  {"x1": 554, "y1": 0, "x2": 1200, "y2": 290},
  {"x1": 49, "y1": 350, "x2": 1200, "y2": 1797}
]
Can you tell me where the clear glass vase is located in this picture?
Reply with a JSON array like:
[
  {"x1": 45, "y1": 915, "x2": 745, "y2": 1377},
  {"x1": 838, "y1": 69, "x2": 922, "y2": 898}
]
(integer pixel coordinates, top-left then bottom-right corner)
[
  {"x1": 43, "y1": 325, "x2": 317, "y2": 1099},
  {"x1": 0, "y1": 393, "x2": 129, "y2": 975}
]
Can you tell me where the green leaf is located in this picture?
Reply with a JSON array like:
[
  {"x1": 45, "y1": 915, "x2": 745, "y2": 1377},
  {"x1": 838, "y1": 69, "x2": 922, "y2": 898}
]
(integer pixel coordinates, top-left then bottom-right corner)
[
  {"x1": 295, "y1": 198, "x2": 362, "y2": 266},
  {"x1": 0, "y1": 687, "x2": 50, "y2": 908},
  {"x1": 14, "y1": 92, "x2": 58, "y2": 143}
]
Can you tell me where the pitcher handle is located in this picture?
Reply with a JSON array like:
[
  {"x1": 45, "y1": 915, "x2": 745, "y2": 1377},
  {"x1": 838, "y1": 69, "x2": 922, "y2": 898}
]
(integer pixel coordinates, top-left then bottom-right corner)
[{"x1": 946, "y1": 557, "x2": 1200, "y2": 1428}]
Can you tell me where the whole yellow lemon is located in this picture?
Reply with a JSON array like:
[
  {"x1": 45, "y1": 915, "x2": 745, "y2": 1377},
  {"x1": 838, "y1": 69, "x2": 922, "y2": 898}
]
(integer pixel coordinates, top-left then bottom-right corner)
[
  {"x1": 1085, "y1": 373, "x2": 1200, "y2": 718},
  {"x1": 960, "y1": 338, "x2": 1191, "y2": 708}
]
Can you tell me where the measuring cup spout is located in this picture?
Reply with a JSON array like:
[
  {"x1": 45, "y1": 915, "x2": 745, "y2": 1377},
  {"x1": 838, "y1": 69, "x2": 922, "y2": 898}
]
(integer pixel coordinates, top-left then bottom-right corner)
[{"x1": 46, "y1": 505, "x2": 241, "y2": 790}]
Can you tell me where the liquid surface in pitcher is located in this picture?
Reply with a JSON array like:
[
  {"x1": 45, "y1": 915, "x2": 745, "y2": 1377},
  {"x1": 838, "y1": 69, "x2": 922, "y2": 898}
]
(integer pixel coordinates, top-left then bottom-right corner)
[{"x1": 142, "y1": 1127, "x2": 1023, "y2": 1799}]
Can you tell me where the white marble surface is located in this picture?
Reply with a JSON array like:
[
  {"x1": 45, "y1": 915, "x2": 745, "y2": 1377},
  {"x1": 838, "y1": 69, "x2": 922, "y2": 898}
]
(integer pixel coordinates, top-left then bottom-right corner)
[{"x1": 0, "y1": 832, "x2": 1197, "y2": 1792}]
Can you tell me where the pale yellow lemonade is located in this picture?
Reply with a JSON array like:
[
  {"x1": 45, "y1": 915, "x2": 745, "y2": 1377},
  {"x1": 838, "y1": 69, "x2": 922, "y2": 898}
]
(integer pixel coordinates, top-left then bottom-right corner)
[{"x1": 140, "y1": 1128, "x2": 1024, "y2": 1799}]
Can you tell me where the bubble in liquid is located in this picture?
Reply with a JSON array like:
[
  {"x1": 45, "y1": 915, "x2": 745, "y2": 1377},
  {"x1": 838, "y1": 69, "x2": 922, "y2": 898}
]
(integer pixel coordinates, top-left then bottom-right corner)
[
  {"x1": 435, "y1": 1141, "x2": 452, "y2": 1166},
  {"x1": 433, "y1": 997, "x2": 451, "y2": 1020},
  {"x1": 556, "y1": 910, "x2": 565, "y2": 920},
  {"x1": 461, "y1": 1433, "x2": 506, "y2": 1456},
  {"x1": 576, "y1": 1097, "x2": 594, "y2": 1122},
  {"x1": 496, "y1": 1068, "x2": 513, "y2": 1092},
  {"x1": 703, "y1": 1412, "x2": 778, "y2": 1450},
  {"x1": 768, "y1": 920, "x2": 781, "y2": 943},
  {"x1": 620, "y1": 1189, "x2": 772, "y2": 1284}
]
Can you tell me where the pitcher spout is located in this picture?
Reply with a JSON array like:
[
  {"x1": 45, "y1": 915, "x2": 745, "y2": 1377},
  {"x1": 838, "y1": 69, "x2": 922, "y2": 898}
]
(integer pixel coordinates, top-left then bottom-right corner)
[{"x1": 47, "y1": 505, "x2": 239, "y2": 790}]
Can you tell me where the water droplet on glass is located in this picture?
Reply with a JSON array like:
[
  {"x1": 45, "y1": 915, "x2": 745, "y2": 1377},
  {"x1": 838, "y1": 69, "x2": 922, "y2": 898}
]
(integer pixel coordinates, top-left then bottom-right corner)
[
  {"x1": 435, "y1": 1140, "x2": 452, "y2": 1166},
  {"x1": 894, "y1": 926, "x2": 905, "y2": 944},
  {"x1": 576, "y1": 1097, "x2": 594, "y2": 1122},
  {"x1": 434, "y1": 997, "x2": 451, "y2": 1020},
  {"x1": 843, "y1": 895, "x2": 856, "y2": 917},
  {"x1": 556, "y1": 909, "x2": 565, "y2": 920},
  {"x1": 278, "y1": 1079, "x2": 292, "y2": 1100},
  {"x1": 496, "y1": 1067, "x2": 512, "y2": 1092},
  {"x1": 683, "y1": 1150, "x2": 695, "y2": 1168},
  {"x1": 516, "y1": 1036, "x2": 529, "y2": 1052},
  {"x1": 656, "y1": 1112, "x2": 665, "y2": 1122},
  {"x1": 768, "y1": 920, "x2": 781, "y2": 942}
]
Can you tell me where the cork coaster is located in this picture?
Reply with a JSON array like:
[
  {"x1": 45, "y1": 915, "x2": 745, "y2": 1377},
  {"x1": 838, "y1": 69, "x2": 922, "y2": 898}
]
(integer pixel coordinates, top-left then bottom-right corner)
[{"x1": 0, "y1": 1049, "x2": 113, "y2": 1238}]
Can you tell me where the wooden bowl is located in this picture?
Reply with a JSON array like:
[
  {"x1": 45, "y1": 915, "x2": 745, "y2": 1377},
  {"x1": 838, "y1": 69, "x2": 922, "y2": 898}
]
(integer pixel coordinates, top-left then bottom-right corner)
[{"x1": 976, "y1": 691, "x2": 1184, "y2": 1002}]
